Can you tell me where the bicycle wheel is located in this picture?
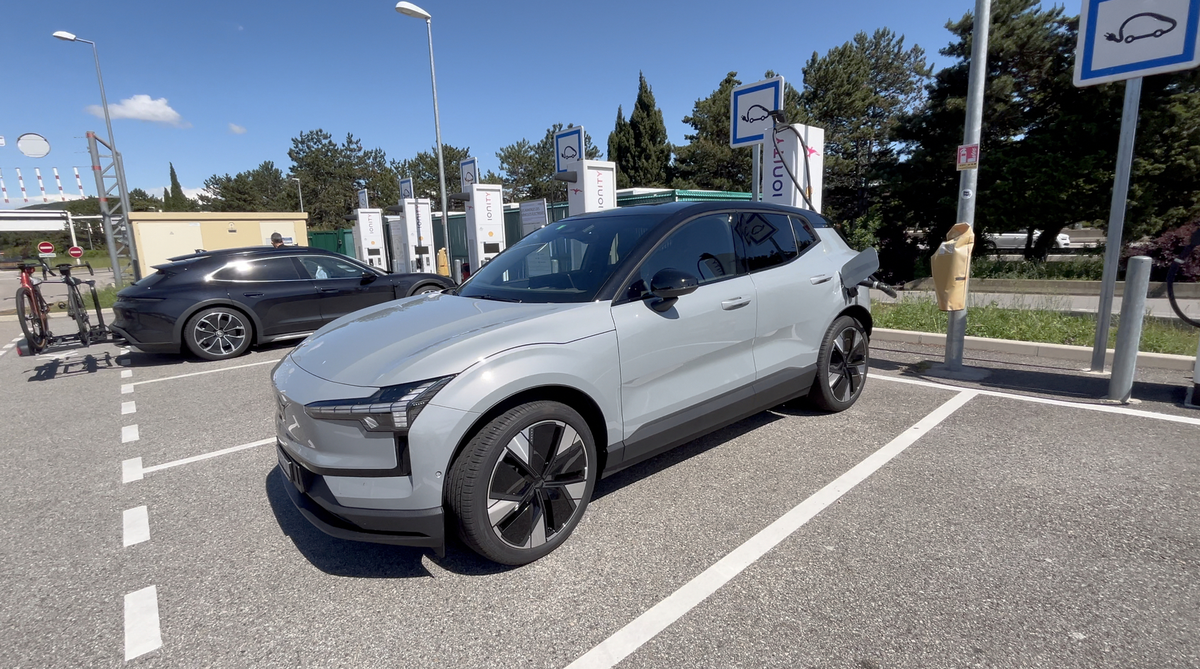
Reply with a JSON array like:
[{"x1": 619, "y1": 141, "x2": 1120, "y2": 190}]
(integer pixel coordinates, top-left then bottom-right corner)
[
  {"x1": 16, "y1": 287, "x2": 48, "y2": 352},
  {"x1": 68, "y1": 286, "x2": 91, "y2": 346}
]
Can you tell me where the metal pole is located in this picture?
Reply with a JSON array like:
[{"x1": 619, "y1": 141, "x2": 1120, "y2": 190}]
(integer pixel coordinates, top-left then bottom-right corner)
[
  {"x1": 1091, "y1": 77, "x2": 1143, "y2": 372},
  {"x1": 67, "y1": 212, "x2": 79, "y2": 264},
  {"x1": 85, "y1": 39, "x2": 117, "y2": 157},
  {"x1": 1108, "y1": 255, "x2": 1151, "y2": 402},
  {"x1": 752, "y1": 144, "x2": 761, "y2": 201},
  {"x1": 425, "y1": 18, "x2": 450, "y2": 277},
  {"x1": 88, "y1": 133, "x2": 124, "y2": 288},
  {"x1": 294, "y1": 179, "x2": 304, "y2": 212},
  {"x1": 945, "y1": 0, "x2": 991, "y2": 371}
]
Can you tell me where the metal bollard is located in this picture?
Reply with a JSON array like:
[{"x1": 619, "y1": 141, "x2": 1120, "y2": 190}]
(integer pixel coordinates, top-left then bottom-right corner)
[
  {"x1": 453, "y1": 259, "x2": 463, "y2": 285},
  {"x1": 1108, "y1": 255, "x2": 1152, "y2": 402}
]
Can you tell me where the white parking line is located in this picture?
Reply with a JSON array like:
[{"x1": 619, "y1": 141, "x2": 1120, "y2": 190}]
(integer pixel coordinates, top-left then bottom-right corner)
[
  {"x1": 121, "y1": 401, "x2": 136, "y2": 415},
  {"x1": 123, "y1": 506, "x2": 150, "y2": 547},
  {"x1": 0, "y1": 349, "x2": 6, "y2": 358},
  {"x1": 124, "y1": 585, "x2": 162, "y2": 660},
  {"x1": 121, "y1": 369, "x2": 132, "y2": 379},
  {"x1": 131, "y1": 359, "x2": 280, "y2": 387},
  {"x1": 136, "y1": 438, "x2": 275, "y2": 478},
  {"x1": 566, "y1": 390, "x2": 979, "y2": 669},
  {"x1": 868, "y1": 373, "x2": 1200, "y2": 427},
  {"x1": 122, "y1": 458, "x2": 143, "y2": 483},
  {"x1": 121, "y1": 425, "x2": 140, "y2": 444},
  {"x1": 2, "y1": 343, "x2": 13, "y2": 350},
  {"x1": 10, "y1": 336, "x2": 20, "y2": 342},
  {"x1": 121, "y1": 384, "x2": 133, "y2": 394}
]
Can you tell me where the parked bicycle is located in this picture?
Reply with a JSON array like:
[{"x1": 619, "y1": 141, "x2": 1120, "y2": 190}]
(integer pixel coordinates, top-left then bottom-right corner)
[{"x1": 14, "y1": 259, "x2": 110, "y2": 354}]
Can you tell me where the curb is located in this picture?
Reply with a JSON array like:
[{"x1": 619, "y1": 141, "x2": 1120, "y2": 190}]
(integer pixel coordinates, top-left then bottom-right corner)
[
  {"x1": 873, "y1": 327, "x2": 1196, "y2": 372},
  {"x1": 902, "y1": 277, "x2": 1200, "y2": 299}
]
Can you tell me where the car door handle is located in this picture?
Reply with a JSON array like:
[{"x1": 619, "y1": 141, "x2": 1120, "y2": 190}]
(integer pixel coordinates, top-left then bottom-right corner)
[
  {"x1": 242, "y1": 292, "x2": 264, "y2": 298},
  {"x1": 810, "y1": 274, "x2": 833, "y2": 285},
  {"x1": 318, "y1": 287, "x2": 339, "y2": 293},
  {"x1": 721, "y1": 297, "x2": 751, "y2": 310}
]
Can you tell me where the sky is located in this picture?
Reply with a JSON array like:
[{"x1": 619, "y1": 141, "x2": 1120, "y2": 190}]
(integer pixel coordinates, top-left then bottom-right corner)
[{"x1": 0, "y1": 0, "x2": 993, "y2": 210}]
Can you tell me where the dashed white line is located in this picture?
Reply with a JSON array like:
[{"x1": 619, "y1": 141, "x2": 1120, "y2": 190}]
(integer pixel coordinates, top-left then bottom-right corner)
[
  {"x1": 121, "y1": 369, "x2": 133, "y2": 379},
  {"x1": 130, "y1": 358, "x2": 280, "y2": 386},
  {"x1": 2, "y1": 343, "x2": 14, "y2": 350},
  {"x1": 122, "y1": 458, "x2": 143, "y2": 483},
  {"x1": 123, "y1": 506, "x2": 150, "y2": 547},
  {"x1": 121, "y1": 425, "x2": 140, "y2": 444},
  {"x1": 121, "y1": 384, "x2": 133, "y2": 395},
  {"x1": 121, "y1": 401, "x2": 136, "y2": 415},
  {"x1": 139, "y1": 438, "x2": 275, "y2": 475},
  {"x1": 566, "y1": 390, "x2": 979, "y2": 669},
  {"x1": 124, "y1": 585, "x2": 162, "y2": 660},
  {"x1": 9, "y1": 336, "x2": 21, "y2": 342}
]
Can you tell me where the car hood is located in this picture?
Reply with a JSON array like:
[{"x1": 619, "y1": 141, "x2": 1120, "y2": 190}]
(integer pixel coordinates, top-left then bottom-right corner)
[{"x1": 288, "y1": 293, "x2": 613, "y2": 388}]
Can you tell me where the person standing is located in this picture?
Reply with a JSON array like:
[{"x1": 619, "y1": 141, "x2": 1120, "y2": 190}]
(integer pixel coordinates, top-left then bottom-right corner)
[{"x1": 270, "y1": 232, "x2": 285, "y2": 249}]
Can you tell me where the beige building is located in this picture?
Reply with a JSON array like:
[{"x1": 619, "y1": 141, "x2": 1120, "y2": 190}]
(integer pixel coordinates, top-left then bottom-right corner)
[{"x1": 129, "y1": 212, "x2": 309, "y2": 277}]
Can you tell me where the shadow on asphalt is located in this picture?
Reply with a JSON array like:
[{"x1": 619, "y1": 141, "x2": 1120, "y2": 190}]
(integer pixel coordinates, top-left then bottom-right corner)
[
  {"x1": 264, "y1": 467, "x2": 513, "y2": 578},
  {"x1": 119, "y1": 339, "x2": 300, "y2": 368},
  {"x1": 25, "y1": 350, "x2": 114, "y2": 381}
]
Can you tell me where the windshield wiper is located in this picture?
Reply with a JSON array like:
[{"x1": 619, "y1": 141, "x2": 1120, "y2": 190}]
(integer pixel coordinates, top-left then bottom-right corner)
[{"x1": 470, "y1": 294, "x2": 521, "y2": 303}]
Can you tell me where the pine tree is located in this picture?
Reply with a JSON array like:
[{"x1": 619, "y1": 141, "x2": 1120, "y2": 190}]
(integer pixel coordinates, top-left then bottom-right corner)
[
  {"x1": 607, "y1": 106, "x2": 634, "y2": 189},
  {"x1": 625, "y1": 73, "x2": 672, "y2": 188}
]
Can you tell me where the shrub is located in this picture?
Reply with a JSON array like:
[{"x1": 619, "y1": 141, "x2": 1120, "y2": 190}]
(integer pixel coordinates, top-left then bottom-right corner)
[{"x1": 1126, "y1": 220, "x2": 1200, "y2": 281}]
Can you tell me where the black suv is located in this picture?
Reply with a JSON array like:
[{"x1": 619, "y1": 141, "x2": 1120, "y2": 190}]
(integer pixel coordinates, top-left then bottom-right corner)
[{"x1": 111, "y1": 246, "x2": 453, "y2": 360}]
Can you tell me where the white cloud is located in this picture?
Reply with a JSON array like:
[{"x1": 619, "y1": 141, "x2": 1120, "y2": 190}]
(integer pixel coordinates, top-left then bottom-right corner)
[
  {"x1": 228, "y1": 123, "x2": 247, "y2": 135},
  {"x1": 87, "y1": 94, "x2": 189, "y2": 127}
]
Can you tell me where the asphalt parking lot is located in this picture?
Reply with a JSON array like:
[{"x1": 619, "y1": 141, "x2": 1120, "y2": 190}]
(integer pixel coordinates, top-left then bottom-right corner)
[{"x1": 1, "y1": 316, "x2": 1197, "y2": 668}]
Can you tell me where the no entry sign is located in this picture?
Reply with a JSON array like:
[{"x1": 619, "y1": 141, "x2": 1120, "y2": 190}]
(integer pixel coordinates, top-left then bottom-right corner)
[
  {"x1": 68, "y1": 246, "x2": 84, "y2": 259},
  {"x1": 38, "y1": 241, "x2": 55, "y2": 257}
]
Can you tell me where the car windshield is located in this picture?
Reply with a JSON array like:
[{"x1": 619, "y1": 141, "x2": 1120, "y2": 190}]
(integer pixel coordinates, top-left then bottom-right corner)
[{"x1": 455, "y1": 213, "x2": 659, "y2": 303}]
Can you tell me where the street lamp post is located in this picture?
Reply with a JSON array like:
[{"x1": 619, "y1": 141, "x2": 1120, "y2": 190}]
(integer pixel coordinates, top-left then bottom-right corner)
[
  {"x1": 292, "y1": 177, "x2": 304, "y2": 213},
  {"x1": 395, "y1": 1, "x2": 450, "y2": 277}
]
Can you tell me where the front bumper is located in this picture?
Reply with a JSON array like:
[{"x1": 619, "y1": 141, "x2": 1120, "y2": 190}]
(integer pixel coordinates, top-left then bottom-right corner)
[{"x1": 278, "y1": 444, "x2": 445, "y2": 551}]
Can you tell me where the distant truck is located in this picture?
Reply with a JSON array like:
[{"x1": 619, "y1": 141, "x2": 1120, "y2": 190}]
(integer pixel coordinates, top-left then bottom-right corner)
[{"x1": 985, "y1": 230, "x2": 1071, "y2": 251}]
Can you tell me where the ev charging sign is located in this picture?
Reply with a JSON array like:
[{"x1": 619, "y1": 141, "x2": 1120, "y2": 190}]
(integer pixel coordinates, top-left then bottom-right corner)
[
  {"x1": 554, "y1": 126, "x2": 584, "y2": 173},
  {"x1": 459, "y1": 157, "x2": 479, "y2": 193},
  {"x1": 730, "y1": 76, "x2": 783, "y2": 147},
  {"x1": 1075, "y1": 0, "x2": 1200, "y2": 86},
  {"x1": 398, "y1": 177, "x2": 414, "y2": 202}
]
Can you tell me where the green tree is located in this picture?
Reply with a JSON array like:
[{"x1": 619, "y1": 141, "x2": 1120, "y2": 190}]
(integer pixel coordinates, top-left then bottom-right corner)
[
  {"x1": 164, "y1": 163, "x2": 196, "y2": 211},
  {"x1": 283, "y1": 130, "x2": 400, "y2": 229},
  {"x1": 393, "y1": 144, "x2": 470, "y2": 211},
  {"x1": 623, "y1": 73, "x2": 672, "y2": 187},
  {"x1": 198, "y1": 161, "x2": 289, "y2": 214}
]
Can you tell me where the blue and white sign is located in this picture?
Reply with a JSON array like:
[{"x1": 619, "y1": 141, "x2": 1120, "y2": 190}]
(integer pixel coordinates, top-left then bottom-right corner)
[
  {"x1": 1075, "y1": 0, "x2": 1200, "y2": 86},
  {"x1": 459, "y1": 156, "x2": 479, "y2": 193},
  {"x1": 554, "y1": 126, "x2": 584, "y2": 173},
  {"x1": 730, "y1": 76, "x2": 783, "y2": 147},
  {"x1": 398, "y1": 177, "x2": 414, "y2": 203}
]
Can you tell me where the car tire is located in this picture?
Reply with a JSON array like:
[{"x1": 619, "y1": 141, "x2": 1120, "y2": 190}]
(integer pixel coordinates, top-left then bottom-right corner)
[
  {"x1": 808, "y1": 315, "x2": 869, "y2": 412},
  {"x1": 448, "y1": 401, "x2": 597, "y2": 566},
  {"x1": 410, "y1": 282, "x2": 444, "y2": 296},
  {"x1": 184, "y1": 306, "x2": 253, "y2": 360}
]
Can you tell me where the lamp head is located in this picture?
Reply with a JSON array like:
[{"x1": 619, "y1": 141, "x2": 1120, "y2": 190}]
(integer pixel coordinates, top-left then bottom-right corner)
[
  {"x1": 53, "y1": 31, "x2": 78, "y2": 42},
  {"x1": 395, "y1": 2, "x2": 431, "y2": 20}
]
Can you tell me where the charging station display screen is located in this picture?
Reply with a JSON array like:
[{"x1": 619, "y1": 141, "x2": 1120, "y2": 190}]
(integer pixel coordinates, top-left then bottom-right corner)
[{"x1": 484, "y1": 243, "x2": 501, "y2": 254}]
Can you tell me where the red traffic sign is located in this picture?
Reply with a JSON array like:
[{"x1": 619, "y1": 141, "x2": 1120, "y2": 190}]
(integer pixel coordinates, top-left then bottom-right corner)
[
  {"x1": 38, "y1": 241, "x2": 55, "y2": 254},
  {"x1": 68, "y1": 246, "x2": 84, "y2": 259}
]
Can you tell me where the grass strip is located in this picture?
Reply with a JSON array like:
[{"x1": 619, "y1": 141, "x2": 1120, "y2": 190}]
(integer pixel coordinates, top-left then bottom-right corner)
[{"x1": 874, "y1": 295, "x2": 1200, "y2": 356}]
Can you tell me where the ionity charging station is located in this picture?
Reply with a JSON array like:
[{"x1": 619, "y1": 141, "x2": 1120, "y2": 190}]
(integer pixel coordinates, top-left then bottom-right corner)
[
  {"x1": 551, "y1": 126, "x2": 617, "y2": 217},
  {"x1": 464, "y1": 183, "x2": 505, "y2": 272},
  {"x1": 386, "y1": 198, "x2": 434, "y2": 274},
  {"x1": 351, "y1": 206, "x2": 389, "y2": 270}
]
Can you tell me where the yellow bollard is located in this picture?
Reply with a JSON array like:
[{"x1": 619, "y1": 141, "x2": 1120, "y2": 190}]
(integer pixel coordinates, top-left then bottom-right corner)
[{"x1": 436, "y1": 247, "x2": 450, "y2": 277}]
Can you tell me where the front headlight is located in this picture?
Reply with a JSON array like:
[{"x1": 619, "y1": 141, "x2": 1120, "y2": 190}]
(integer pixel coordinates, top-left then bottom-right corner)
[{"x1": 303, "y1": 375, "x2": 454, "y2": 432}]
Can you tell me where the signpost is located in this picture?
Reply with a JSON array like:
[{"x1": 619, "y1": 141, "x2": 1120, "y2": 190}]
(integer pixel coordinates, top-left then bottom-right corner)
[
  {"x1": 459, "y1": 156, "x2": 479, "y2": 192},
  {"x1": 730, "y1": 76, "x2": 784, "y2": 202},
  {"x1": 554, "y1": 127, "x2": 584, "y2": 173},
  {"x1": 1076, "y1": 0, "x2": 1200, "y2": 372},
  {"x1": 68, "y1": 246, "x2": 84, "y2": 259},
  {"x1": 38, "y1": 241, "x2": 55, "y2": 258},
  {"x1": 357, "y1": 189, "x2": 369, "y2": 210},
  {"x1": 398, "y1": 177, "x2": 414, "y2": 203},
  {"x1": 956, "y1": 144, "x2": 980, "y2": 171},
  {"x1": 519, "y1": 199, "x2": 548, "y2": 238}
]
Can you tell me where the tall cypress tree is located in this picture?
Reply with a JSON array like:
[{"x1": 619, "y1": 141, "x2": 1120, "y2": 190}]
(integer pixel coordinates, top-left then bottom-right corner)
[
  {"x1": 607, "y1": 106, "x2": 634, "y2": 189},
  {"x1": 625, "y1": 73, "x2": 672, "y2": 188}
]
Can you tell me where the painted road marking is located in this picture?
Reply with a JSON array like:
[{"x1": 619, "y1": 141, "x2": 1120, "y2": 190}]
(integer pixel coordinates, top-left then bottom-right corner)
[
  {"x1": 133, "y1": 438, "x2": 275, "y2": 479},
  {"x1": 121, "y1": 425, "x2": 139, "y2": 444},
  {"x1": 121, "y1": 369, "x2": 132, "y2": 379},
  {"x1": 123, "y1": 506, "x2": 149, "y2": 547},
  {"x1": 868, "y1": 372, "x2": 1200, "y2": 427},
  {"x1": 124, "y1": 586, "x2": 162, "y2": 661},
  {"x1": 121, "y1": 401, "x2": 136, "y2": 415},
  {"x1": 2, "y1": 343, "x2": 13, "y2": 350},
  {"x1": 121, "y1": 384, "x2": 133, "y2": 394},
  {"x1": 566, "y1": 390, "x2": 980, "y2": 669},
  {"x1": 131, "y1": 358, "x2": 280, "y2": 387},
  {"x1": 122, "y1": 458, "x2": 143, "y2": 483}
]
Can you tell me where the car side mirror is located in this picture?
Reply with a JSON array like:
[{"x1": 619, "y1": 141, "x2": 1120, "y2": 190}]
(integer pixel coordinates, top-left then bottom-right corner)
[
  {"x1": 647, "y1": 268, "x2": 699, "y2": 312},
  {"x1": 361, "y1": 272, "x2": 377, "y2": 284}
]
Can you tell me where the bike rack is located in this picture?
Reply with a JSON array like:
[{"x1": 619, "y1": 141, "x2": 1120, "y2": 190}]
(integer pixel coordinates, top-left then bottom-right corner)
[{"x1": 14, "y1": 260, "x2": 124, "y2": 357}]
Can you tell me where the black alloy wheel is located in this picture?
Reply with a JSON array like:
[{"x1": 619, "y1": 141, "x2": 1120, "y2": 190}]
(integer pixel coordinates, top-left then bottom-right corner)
[
  {"x1": 809, "y1": 315, "x2": 869, "y2": 412},
  {"x1": 449, "y1": 401, "x2": 596, "y2": 565},
  {"x1": 184, "y1": 307, "x2": 252, "y2": 360}
]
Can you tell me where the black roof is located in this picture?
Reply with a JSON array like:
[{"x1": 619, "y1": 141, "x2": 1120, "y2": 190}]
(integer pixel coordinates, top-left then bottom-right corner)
[{"x1": 166, "y1": 245, "x2": 335, "y2": 263}]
